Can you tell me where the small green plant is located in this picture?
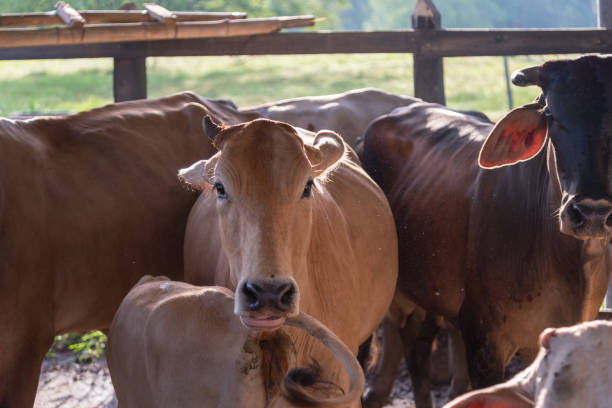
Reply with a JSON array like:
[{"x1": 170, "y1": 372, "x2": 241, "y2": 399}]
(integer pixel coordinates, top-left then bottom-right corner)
[{"x1": 47, "y1": 330, "x2": 107, "y2": 363}]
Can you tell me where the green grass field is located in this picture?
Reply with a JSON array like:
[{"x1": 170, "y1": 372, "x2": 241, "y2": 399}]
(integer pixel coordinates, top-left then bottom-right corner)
[{"x1": 0, "y1": 54, "x2": 570, "y2": 122}]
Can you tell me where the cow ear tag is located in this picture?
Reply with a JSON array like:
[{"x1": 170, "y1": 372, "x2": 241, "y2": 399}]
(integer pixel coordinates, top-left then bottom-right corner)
[{"x1": 479, "y1": 103, "x2": 547, "y2": 169}]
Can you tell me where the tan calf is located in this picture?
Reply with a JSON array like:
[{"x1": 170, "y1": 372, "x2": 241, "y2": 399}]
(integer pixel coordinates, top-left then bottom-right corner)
[{"x1": 108, "y1": 276, "x2": 365, "y2": 407}]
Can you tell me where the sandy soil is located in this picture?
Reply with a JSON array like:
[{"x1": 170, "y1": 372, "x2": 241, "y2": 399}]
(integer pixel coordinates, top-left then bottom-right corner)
[{"x1": 35, "y1": 352, "x2": 116, "y2": 408}]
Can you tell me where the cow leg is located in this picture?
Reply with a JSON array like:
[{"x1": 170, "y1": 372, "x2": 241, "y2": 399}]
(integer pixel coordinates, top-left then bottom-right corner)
[
  {"x1": 357, "y1": 334, "x2": 373, "y2": 369},
  {"x1": 459, "y1": 313, "x2": 505, "y2": 390},
  {"x1": 362, "y1": 317, "x2": 404, "y2": 408},
  {"x1": 400, "y1": 309, "x2": 437, "y2": 408},
  {"x1": 0, "y1": 327, "x2": 53, "y2": 407},
  {"x1": 447, "y1": 325, "x2": 470, "y2": 398}
]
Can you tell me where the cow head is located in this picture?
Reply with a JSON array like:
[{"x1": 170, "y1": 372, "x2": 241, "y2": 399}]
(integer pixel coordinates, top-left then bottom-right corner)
[
  {"x1": 179, "y1": 117, "x2": 345, "y2": 331},
  {"x1": 479, "y1": 55, "x2": 612, "y2": 239},
  {"x1": 443, "y1": 320, "x2": 612, "y2": 408}
]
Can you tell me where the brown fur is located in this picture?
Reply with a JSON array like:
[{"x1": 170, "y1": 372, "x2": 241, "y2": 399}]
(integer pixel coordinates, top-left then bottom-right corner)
[
  {"x1": 0, "y1": 92, "x2": 251, "y2": 407},
  {"x1": 181, "y1": 118, "x2": 398, "y2": 408}
]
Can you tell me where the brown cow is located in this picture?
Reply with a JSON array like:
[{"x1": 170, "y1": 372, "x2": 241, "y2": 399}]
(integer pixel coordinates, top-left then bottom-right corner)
[
  {"x1": 240, "y1": 88, "x2": 420, "y2": 146},
  {"x1": 0, "y1": 92, "x2": 245, "y2": 407},
  {"x1": 443, "y1": 320, "x2": 612, "y2": 408},
  {"x1": 108, "y1": 275, "x2": 365, "y2": 407},
  {"x1": 179, "y1": 117, "x2": 398, "y2": 407},
  {"x1": 358, "y1": 55, "x2": 612, "y2": 407}
]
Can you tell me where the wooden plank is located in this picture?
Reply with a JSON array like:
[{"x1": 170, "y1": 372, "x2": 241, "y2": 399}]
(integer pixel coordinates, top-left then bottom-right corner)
[
  {"x1": 412, "y1": 0, "x2": 445, "y2": 105},
  {"x1": 413, "y1": 28, "x2": 612, "y2": 56},
  {"x1": 113, "y1": 56, "x2": 146, "y2": 101},
  {"x1": 414, "y1": 54, "x2": 444, "y2": 103},
  {"x1": 143, "y1": 3, "x2": 177, "y2": 25},
  {"x1": 1, "y1": 29, "x2": 612, "y2": 60},
  {"x1": 0, "y1": 16, "x2": 315, "y2": 49},
  {"x1": 55, "y1": 2, "x2": 85, "y2": 28},
  {"x1": 0, "y1": 12, "x2": 59, "y2": 27},
  {"x1": 598, "y1": 0, "x2": 612, "y2": 309},
  {"x1": 599, "y1": 0, "x2": 612, "y2": 27},
  {"x1": 0, "y1": 11, "x2": 247, "y2": 27}
]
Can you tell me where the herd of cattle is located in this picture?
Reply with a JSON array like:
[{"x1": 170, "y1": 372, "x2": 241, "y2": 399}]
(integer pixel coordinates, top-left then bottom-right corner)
[{"x1": 1, "y1": 54, "x2": 610, "y2": 408}]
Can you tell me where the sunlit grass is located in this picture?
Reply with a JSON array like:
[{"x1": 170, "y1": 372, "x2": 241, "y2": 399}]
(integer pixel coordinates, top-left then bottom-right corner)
[{"x1": 0, "y1": 54, "x2": 577, "y2": 120}]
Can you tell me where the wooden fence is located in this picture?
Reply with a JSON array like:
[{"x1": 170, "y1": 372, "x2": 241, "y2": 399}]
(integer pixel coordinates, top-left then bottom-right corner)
[{"x1": 1, "y1": 0, "x2": 612, "y2": 102}]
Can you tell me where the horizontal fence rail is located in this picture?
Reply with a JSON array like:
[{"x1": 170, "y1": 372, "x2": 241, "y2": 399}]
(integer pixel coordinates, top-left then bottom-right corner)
[{"x1": 1, "y1": 29, "x2": 611, "y2": 60}]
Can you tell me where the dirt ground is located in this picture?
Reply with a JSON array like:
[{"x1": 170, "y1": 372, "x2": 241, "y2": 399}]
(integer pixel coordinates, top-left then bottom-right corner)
[
  {"x1": 35, "y1": 351, "x2": 452, "y2": 408},
  {"x1": 35, "y1": 352, "x2": 116, "y2": 408}
]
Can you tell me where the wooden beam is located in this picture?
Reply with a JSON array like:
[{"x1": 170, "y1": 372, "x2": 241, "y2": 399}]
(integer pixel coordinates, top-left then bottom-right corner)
[
  {"x1": 599, "y1": 0, "x2": 612, "y2": 27},
  {"x1": 55, "y1": 2, "x2": 85, "y2": 28},
  {"x1": 0, "y1": 11, "x2": 246, "y2": 27},
  {"x1": 0, "y1": 16, "x2": 316, "y2": 49},
  {"x1": 143, "y1": 3, "x2": 177, "y2": 25},
  {"x1": 1, "y1": 29, "x2": 612, "y2": 60},
  {"x1": 113, "y1": 56, "x2": 146, "y2": 102},
  {"x1": 412, "y1": 0, "x2": 445, "y2": 105}
]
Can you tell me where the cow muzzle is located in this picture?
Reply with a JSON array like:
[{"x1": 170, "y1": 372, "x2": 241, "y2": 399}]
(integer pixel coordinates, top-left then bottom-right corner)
[
  {"x1": 560, "y1": 197, "x2": 612, "y2": 239},
  {"x1": 235, "y1": 277, "x2": 299, "y2": 331}
]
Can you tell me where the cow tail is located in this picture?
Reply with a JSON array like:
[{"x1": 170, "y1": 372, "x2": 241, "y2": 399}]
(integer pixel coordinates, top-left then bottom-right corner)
[{"x1": 282, "y1": 312, "x2": 365, "y2": 406}]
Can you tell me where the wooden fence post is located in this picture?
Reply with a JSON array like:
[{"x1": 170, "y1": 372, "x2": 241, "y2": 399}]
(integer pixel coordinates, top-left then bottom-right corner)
[
  {"x1": 412, "y1": 0, "x2": 445, "y2": 105},
  {"x1": 598, "y1": 0, "x2": 612, "y2": 309},
  {"x1": 113, "y1": 56, "x2": 147, "y2": 102}
]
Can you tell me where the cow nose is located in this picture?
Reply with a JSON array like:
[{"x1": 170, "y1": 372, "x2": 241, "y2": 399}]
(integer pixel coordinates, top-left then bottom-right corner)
[
  {"x1": 561, "y1": 199, "x2": 612, "y2": 238},
  {"x1": 241, "y1": 281, "x2": 296, "y2": 312}
]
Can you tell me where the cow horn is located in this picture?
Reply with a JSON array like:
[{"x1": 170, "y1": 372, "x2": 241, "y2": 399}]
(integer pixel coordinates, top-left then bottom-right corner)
[
  {"x1": 282, "y1": 312, "x2": 365, "y2": 407},
  {"x1": 511, "y1": 66, "x2": 541, "y2": 87},
  {"x1": 202, "y1": 116, "x2": 223, "y2": 140}
]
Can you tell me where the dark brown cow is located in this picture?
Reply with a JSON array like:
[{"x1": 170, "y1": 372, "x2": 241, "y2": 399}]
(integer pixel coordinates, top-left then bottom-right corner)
[
  {"x1": 358, "y1": 55, "x2": 612, "y2": 407},
  {"x1": 0, "y1": 92, "x2": 244, "y2": 407}
]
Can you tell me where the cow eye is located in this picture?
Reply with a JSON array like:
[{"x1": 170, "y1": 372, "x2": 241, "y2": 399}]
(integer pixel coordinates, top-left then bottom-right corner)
[
  {"x1": 301, "y1": 179, "x2": 314, "y2": 199},
  {"x1": 213, "y1": 182, "x2": 227, "y2": 199}
]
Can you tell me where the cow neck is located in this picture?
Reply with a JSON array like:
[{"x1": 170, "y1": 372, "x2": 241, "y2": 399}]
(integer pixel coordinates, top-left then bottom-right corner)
[
  {"x1": 547, "y1": 138, "x2": 612, "y2": 321},
  {"x1": 253, "y1": 329, "x2": 297, "y2": 406}
]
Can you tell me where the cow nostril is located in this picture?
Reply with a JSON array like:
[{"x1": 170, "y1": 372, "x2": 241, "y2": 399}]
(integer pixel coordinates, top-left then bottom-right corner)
[
  {"x1": 242, "y1": 282, "x2": 261, "y2": 311},
  {"x1": 567, "y1": 203, "x2": 584, "y2": 227},
  {"x1": 278, "y1": 284, "x2": 295, "y2": 310}
]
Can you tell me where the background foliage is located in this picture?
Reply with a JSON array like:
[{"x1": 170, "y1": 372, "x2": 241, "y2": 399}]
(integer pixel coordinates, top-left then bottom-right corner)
[{"x1": 0, "y1": 0, "x2": 599, "y2": 30}]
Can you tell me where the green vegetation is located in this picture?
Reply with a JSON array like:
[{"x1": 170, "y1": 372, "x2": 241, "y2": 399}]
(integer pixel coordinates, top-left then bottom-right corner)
[
  {"x1": 48, "y1": 331, "x2": 106, "y2": 363},
  {"x1": 1, "y1": 54, "x2": 566, "y2": 122}
]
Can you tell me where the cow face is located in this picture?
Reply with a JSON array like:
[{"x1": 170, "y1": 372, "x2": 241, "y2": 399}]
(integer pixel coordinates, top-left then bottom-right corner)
[
  {"x1": 479, "y1": 55, "x2": 612, "y2": 239},
  {"x1": 179, "y1": 117, "x2": 345, "y2": 331}
]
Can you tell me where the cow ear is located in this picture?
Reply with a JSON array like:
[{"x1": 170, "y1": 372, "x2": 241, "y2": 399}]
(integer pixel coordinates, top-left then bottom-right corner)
[
  {"x1": 177, "y1": 156, "x2": 218, "y2": 191},
  {"x1": 305, "y1": 130, "x2": 345, "y2": 177},
  {"x1": 479, "y1": 103, "x2": 547, "y2": 169},
  {"x1": 202, "y1": 116, "x2": 224, "y2": 141}
]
